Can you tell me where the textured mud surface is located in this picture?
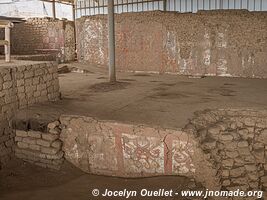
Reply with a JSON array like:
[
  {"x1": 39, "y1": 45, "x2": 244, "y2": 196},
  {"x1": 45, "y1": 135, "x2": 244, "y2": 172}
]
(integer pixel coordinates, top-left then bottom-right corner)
[
  {"x1": 76, "y1": 10, "x2": 267, "y2": 78},
  {"x1": 23, "y1": 62, "x2": 267, "y2": 129},
  {"x1": 89, "y1": 81, "x2": 131, "y2": 92},
  {"x1": 0, "y1": 159, "x2": 203, "y2": 200}
]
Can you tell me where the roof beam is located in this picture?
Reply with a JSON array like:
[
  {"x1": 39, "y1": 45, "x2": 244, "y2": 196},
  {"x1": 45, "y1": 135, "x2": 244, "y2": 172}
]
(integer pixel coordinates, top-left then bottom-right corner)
[{"x1": 41, "y1": 0, "x2": 74, "y2": 6}]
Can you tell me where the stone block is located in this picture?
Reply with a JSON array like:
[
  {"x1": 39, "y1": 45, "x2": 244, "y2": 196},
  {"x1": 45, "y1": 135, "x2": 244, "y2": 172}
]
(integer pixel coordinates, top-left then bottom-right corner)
[
  {"x1": 22, "y1": 137, "x2": 36, "y2": 145},
  {"x1": 230, "y1": 167, "x2": 245, "y2": 178},
  {"x1": 244, "y1": 164, "x2": 257, "y2": 172},
  {"x1": 222, "y1": 179, "x2": 230, "y2": 186},
  {"x1": 27, "y1": 131, "x2": 42, "y2": 139},
  {"x1": 222, "y1": 159, "x2": 234, "y2": 168},
  {"x1": 46, "y1": 151, "x2": 64, "y2": 160},
  {"x1": 29, "y1": 144, "x2": 40, "y2": 151},
  {"x1": 237, "y1": 141, "x2": 249, "y2": 148},
  {"x1": 15, "y1": 136, "x2": 23, "y2": 142},
  {"x1": 220, "y1": 134, "x2": 233, "y2": 141},
  {"x1": 238, "y1": 129, "x2": 250, "y2": 140},
  {"x1": 47, "y1": 121, "x2": 60, "y2": 129},
  {"x1": 41, "y1": 146, "x2": 59, "y2": 155},
  {"x1": 42, "y1": 133, "x2": 58, "y2": 141},
  {"x1": 225, "y1": 151, "x2": 239, "y2": 158},
  {"x1": 221, "y1": 170, "x2": 229, "y2": 178},
  {"x1": 51, "y1": 140, "x2": 62, "y2": 149},
  {"x1": 36, "y1": 139, "x2": 51, "y2": 147},
  {"x1": 17, "y1": 142, "x2": 28, "y2": 149},
  {"x1": 24, "y1": 71, "x2": 34, "y2": 78},
  {"x1": 16, "y1": 79, "x2": 25, "y2": 87}
]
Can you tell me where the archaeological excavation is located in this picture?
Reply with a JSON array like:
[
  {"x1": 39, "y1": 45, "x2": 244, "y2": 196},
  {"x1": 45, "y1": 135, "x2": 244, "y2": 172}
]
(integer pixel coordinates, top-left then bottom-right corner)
[{"x1": 0, "y1": 0, "x2": 267, "y2": 200}]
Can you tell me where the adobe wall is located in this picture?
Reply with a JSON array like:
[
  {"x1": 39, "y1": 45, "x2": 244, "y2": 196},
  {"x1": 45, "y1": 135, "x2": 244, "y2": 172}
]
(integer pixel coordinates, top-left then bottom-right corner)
[
  {"x1": 11, "y1": 108, "x2": 267, "y2": 196},
  {"x1": 185, "y1": 109, "x2": 267, "y2": 193},
  {"x1": 0, "y1": 61, "x2": 60, "y2": 168},
  {"x1": 76, "y1": 10, "x2": 267, "y2": 78},
  {"x1": 0, "y1": 18, "x2": 75, "y2": 62}
]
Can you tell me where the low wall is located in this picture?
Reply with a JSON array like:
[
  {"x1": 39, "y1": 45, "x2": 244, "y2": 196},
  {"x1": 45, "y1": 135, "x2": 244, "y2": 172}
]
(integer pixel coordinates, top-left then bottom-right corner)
[
  {"x1": 12, "y1": 108, "x2": 267, "y2": 195},
  {"x1": 0, "y1": 61, "x2": 60, "y2": 168},
  {"x1": 0, "y1": 54, "x2": 57, "y2": 62},
  {"x1": 59, "y1": 116, "x2": 215, "y2": 181},
  {"x1": 13, "y1": 114, "x2": 217, "y2": 189},
  {"x1": 14, "y1": 123, "x2": 64, "y2": 170},
  {"x1": 76, "y1": 10, "x2": 267, "y2": 78},
  {"x1": 185, "y1": 109, "x2": 267, "y2": 192},
  {"x1": 0, "y1": 18, "x2": 75, "y2": 62}
]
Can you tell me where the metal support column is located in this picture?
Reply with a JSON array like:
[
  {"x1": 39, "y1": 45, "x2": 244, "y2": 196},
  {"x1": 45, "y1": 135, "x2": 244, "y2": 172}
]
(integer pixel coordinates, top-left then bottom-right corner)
[
  {"x1": 163, "y1": 0, "x2": 167, "y2": 11},
  {"x1": 108, "y1": 0, "x2": 116, "y2": 82},
  {"x1": 219, "y1": 0, "x2": 223, "y2": 9},
  {"x1": 52, "y1": 0, "x2": 56, "y2": 19}
]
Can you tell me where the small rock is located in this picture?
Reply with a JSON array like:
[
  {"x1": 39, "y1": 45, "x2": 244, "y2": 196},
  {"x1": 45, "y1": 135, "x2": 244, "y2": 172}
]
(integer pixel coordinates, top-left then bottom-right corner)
[
  {"x1": 51, "y1": 140, "x2": 62, "y2": 149},
  {"x1": 237, "y1": 141, "x2": 249, "y2": 148},
  {"x1": 16, "y1": 130, "x2": 28, "y2": 137},
  {"x1": 222, "y1": 159, "x2": 234, "y2": 168},
  {"x1": 248, "y1": 172, "x2": 259, "y2": 181},
  {"x1": 222, "y1": 179, "x2": 231, "y2": 186},
  {"x1": 261, "y1": 176, "x2": 267, "y2": 183},
  {"x1": 249, "y1": 181, "x2": 259, "y2": 189},
  {"x1": 225, "y1": 151, "x2": 239, "y2": 158},
  {"x1": 47, "y1": 121, "x2": 60, "y2": 130},
  {"x1": 220, "y1": 134, "x2": 233, "y2": 141},
  {"x1": 221, "y1": 170, "x2": 230, "y2": 178},
  {"x1": 238, "y1": 147, "x2": 251, "y2": 156},
  {"x1": 238, "y1": 129, "x2": 249, "y2": 140},
  {"x1": 231, "y1": 177, "x2": 247, "y2": 185},
  {"x1": 244, "y1": 164, "x2": 257, "y2": 172},
  {"x1": 42, "y1": 133, "x2": 58, "y2": 141},
  {"x1": 230, "y1": 167, "x2": 245, "y2": 177}
]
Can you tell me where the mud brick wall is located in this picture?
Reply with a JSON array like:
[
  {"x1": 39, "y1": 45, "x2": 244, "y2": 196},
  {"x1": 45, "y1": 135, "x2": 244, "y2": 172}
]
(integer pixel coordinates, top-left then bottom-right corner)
[
  {"x1": 59, "y1": 115, "x2": 218, "y2": 190},
  {"x1": 185, "y1": 109, "x2": 267, "y2": 196},
  {"x1": 0, "y1": 119, "x2": 14, "y2": 168},
  {"x1": 12, "y1": 108, "x2": 267, "y2": 193},
  {"x1": 0, "y1": 18, "x2": 75, "y2": 62},
  {"x1": 76, "y1": 10, "x2": 267, "y2": 78},
  {"x1": 14, "y1": 121, "x2": 64, "y2": 170},
  {"x1": 0, "y1": 61, "x2": 60, "y2": 168}
]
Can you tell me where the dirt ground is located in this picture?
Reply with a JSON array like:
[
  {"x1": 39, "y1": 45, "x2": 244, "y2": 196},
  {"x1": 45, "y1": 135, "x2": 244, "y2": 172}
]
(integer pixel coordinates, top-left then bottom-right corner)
[
  {"x1": 19, "y1": 62, "x2": 267, "y2": 129},
  {"x1": 0, "y1": 159, "x2": 201, "y2": 200},
  {"x1": 1, "y1": 62, "x2": 267, "y2": 200}
]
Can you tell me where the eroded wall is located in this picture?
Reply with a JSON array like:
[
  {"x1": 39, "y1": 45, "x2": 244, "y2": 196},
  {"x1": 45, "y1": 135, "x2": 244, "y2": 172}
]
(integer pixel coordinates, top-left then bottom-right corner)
[
  {"x1": 0, "y1": 61, "x2": 60, "y2": 168},
  {"x1": 185, "y1": 109, "x2": 267, "y2": 194},
  {"x1": 0, "y1": 18, "x2": 75, "y2": 62},
  {"x1": 11, "y1": 108, "x2": 267, "y2": 196},
  {"x1": 76, "y1": 10, "x2": 267, "y2": 78}
]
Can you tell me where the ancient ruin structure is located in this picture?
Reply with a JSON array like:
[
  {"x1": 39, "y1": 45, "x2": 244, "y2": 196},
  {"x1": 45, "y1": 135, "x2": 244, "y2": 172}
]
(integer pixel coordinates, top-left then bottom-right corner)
[{"x1": 0, "y1": 0, "x2": 267, "y2": 200}]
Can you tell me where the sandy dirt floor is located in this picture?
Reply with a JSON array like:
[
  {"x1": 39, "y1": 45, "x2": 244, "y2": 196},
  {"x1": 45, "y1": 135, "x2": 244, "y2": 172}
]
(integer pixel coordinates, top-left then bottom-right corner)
[
  {"x1": 17, "y1": 62, "x2": 267, "y2": 129},
  {"x1": 0, "y1": 159, "x2": 201, "y2": 200}
]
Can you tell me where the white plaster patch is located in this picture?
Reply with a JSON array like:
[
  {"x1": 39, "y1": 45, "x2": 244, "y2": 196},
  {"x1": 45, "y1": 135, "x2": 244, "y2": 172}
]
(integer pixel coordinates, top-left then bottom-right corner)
[
  {"x1": 121, "y1": 134, "x2": 164, "y2": 174},
  {"x1": 172, "y1": 140, "x2": 195, "y2": 174}
]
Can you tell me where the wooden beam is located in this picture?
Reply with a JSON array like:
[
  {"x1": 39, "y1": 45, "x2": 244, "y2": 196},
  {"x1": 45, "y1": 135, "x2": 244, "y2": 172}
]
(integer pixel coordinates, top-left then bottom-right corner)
[
  {"x1": 0, "y1": 20, "x2": 14, "y2": 28},
  {"x1": 0, "y1": 20, "x2": 13, "y2": 62},
  {"x1": 5, "y1": 26, "x2": 11, "y2": 62},
  {"x1": 41, "y1": 0, "x2": 74, "y2": 5},
  {"x1": 0, "y1": 40, "x2": 8, "y2": 46},
  {"x1": 0, "y1": 20, "x2": 11, "y2": 26}
]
